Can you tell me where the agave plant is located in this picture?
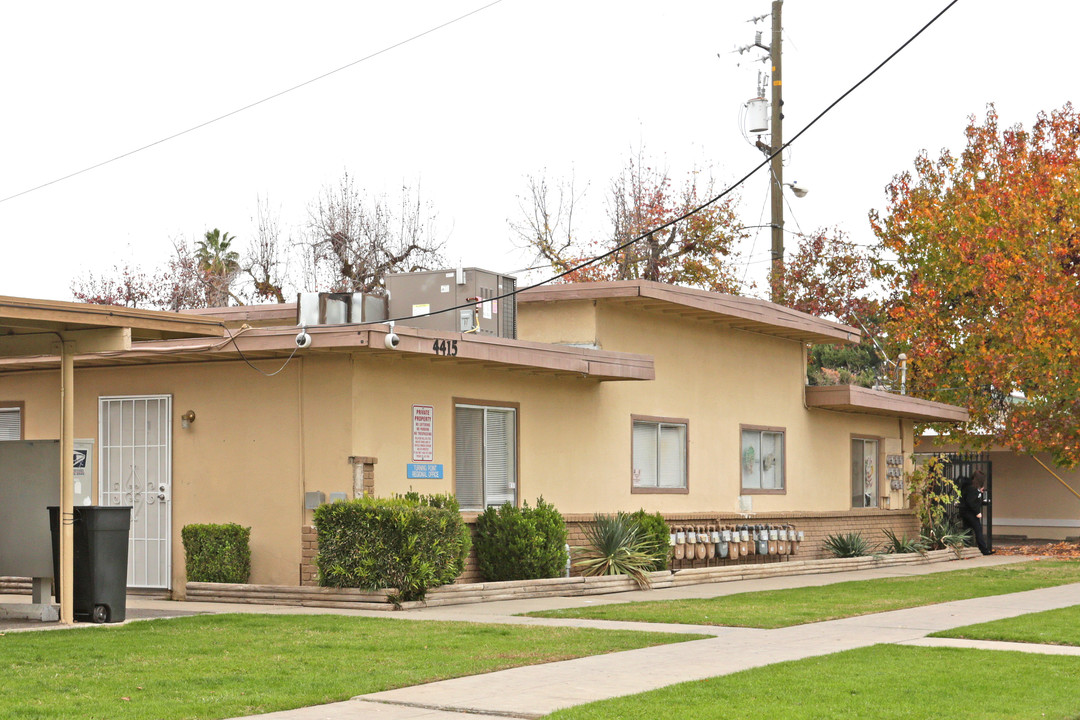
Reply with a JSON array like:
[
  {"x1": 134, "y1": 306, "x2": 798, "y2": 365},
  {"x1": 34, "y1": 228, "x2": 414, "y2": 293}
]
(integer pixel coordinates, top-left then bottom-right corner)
[
  {"x1": 880, "y1": 528, "x2": 927, "y2": 555},
  {"x1": 573, "y1": 513, "x2": 664, "y2": 589},
  {"x1": 921, "y1": 519, "x2": 971, "y2": 558},
  {"x1": 823, "y1": 531, "x2": 870, "y2": 558}
]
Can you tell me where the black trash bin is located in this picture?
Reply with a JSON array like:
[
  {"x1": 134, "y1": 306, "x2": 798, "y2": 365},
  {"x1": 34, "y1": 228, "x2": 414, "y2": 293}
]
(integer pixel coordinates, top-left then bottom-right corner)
[{"x1": 49, "y1": 506, "x2": 132, "y2": 623}]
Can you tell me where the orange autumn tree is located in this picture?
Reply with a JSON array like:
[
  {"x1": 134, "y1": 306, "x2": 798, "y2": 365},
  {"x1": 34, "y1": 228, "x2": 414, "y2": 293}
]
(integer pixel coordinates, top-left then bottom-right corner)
[
  {"x1": 872, "y1": 103, "x2": 1080, "y2": 465},
  {"x1": 771, "y1": 229, "x2": 886, "y2": 388}
]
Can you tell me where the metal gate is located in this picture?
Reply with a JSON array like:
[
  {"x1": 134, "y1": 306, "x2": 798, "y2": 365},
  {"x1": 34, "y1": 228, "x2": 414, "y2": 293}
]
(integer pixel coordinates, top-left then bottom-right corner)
[
  {"x1": 99, "y1": 395, "x2": 172, "y2": 589},
  {"x1": 941, "y1": 451, "x2": 993, "y2": 552}
]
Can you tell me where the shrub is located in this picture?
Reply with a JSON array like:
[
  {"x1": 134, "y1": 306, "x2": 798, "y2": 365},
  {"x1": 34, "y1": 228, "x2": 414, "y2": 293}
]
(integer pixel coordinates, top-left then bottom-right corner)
[
  {"x1": 181, "y1": 523, "x2": 251, "y2": 583},
  {"x1": 314, "y1": 495, "x2": 469, "y2": 603},
  {"x1": 628, "y1": 509, "x2": 671, "y2": 571},
  {"x1": 908, "y1": 455, "x2": 961, "y2": 533},
  {"x1": 823, "y1": 531, "x2": 870, "y2": 558},
  {"x1": 921, "y1": 518, "x2": 971, "y2": 557},
  {"x1": 474, "y1": 498, "x2": 568, "y2": 582},
  {"x1": 880, "y1": 528, "x2": 926, "y2": 555},
  {"x1": 573, "y1": 513, "x2": 665, "y2": 589}
]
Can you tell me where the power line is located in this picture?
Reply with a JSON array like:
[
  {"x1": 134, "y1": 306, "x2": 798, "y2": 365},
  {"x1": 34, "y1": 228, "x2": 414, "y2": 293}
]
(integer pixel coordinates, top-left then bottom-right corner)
[
  {"x1": 0, "y1": 0, "x2": 504, "y2": 206},
  {"x1": 459, "y1": 0, "x2": 962, "y2": 322}
]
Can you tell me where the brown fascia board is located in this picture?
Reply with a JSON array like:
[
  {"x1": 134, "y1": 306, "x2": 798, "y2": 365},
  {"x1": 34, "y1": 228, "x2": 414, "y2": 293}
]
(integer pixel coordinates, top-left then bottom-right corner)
[
  {"x1": 518, "y1": 280, "x2": 860, "y2": 346},
  {"x1": 804, "y1": 384, "x2": 969, "y2": 423},
  {"x1": 0, "y1": 295, "x2": 225, "y2": 340},
  {"x1": 0, "y1": 322, "x2": 654, "y2": 381},
  {"x1": 181, "y1": 303, "x2": 298, "y2": 328}
]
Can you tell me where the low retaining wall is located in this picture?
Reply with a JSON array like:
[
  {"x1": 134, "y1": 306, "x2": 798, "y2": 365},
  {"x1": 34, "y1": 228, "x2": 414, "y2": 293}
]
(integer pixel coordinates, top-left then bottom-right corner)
[
  {"x1": 189, "y1": 547, "x2": 980, "y2": 611},
  {"x1": 301, "y1": 510, "x2": 920, "y2": 586}
]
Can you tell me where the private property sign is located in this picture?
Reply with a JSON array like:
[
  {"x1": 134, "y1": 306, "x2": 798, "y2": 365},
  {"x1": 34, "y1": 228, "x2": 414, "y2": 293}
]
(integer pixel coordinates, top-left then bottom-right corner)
[{"x1": 412, "y1": 405, "x2": 433, "y2": 462}]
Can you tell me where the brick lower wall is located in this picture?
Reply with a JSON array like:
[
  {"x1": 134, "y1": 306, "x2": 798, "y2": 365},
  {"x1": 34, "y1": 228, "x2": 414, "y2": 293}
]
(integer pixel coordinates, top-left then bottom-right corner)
[{"x1": 301, "y1": 509, "x2": 919, "y2": 587}]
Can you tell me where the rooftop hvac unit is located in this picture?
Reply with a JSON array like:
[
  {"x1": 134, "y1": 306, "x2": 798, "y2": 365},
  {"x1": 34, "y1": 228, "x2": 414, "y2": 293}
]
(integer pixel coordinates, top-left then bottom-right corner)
[
  {"x1": 386, "y1": 268, "x2": 517, "y2": 338},
  {"x1": 296, "y1": 292, "x2": 388, "y2": 326}
]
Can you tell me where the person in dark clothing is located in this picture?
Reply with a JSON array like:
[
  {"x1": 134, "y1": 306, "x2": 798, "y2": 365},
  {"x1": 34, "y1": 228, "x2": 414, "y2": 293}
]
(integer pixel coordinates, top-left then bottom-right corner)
[{"x1": 959, "y1": 470, "x2": 992, "y2": 555}]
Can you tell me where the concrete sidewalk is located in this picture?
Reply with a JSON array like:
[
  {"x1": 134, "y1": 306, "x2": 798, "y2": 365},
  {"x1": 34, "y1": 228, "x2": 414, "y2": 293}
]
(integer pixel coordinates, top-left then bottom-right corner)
[{"x1": 218, "y1": 554, "x2": 1080, "y2": 720}]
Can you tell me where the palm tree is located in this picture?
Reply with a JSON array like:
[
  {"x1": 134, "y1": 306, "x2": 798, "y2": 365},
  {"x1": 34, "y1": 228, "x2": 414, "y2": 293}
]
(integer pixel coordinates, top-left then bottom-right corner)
[{"x1": 196, "y1": 229, "x2": 241, "y2": 306}]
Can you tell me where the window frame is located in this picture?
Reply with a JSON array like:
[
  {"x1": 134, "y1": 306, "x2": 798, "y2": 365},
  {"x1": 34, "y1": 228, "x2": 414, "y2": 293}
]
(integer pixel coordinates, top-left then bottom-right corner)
[
  {"x1": 739, "y1": 424, "x2": 786, "y2": 495},
  {"x1": 0, "y1": 401, "x2": 24, "y2": 441},
  {"x1": 453, "y1": 397, "x2": 520, "y2": 511},
  {"x1": 851, "y1": 435, "x2": 881, "y2": 509},
  {"x1": 630, "y1": 414, "x2": 689, "y2": 495}
]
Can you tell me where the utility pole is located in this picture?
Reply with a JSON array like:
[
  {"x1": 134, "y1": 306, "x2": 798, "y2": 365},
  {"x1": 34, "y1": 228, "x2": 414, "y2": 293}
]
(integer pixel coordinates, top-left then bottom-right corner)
[{"x1": 768, "y1": 0, "x2": 784, "y2": 301}]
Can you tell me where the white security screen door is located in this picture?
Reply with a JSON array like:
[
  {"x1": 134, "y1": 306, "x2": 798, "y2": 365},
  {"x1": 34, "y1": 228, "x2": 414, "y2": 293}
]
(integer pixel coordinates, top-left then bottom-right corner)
[{"x1": 99, "y1": 395, "x2": 172, "y2": 589}]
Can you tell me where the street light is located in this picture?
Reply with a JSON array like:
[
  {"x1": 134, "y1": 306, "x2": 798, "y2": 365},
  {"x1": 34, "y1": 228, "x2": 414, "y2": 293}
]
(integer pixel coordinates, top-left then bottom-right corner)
[{"x1": 784, "y1": 181, "x2": 808, "y2": 198}]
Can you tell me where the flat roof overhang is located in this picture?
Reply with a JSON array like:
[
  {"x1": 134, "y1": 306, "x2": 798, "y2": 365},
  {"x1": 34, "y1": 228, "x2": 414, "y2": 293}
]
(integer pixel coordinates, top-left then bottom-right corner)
[
  {"x1": 518, "y1": 280, "x2": 861, "y2": 346},
  {"x1": 0, "y1": 322, "x2": 654, "y2": 382},
  {"x1": 0, "y1": 295, "x2": 225, "y2": 626},
  {"x1": 0, "y1": 295, "x2": 224, "y2": 357},
  {"x1": 805, "y1": 384, "x2": 969, "y2": 423}
]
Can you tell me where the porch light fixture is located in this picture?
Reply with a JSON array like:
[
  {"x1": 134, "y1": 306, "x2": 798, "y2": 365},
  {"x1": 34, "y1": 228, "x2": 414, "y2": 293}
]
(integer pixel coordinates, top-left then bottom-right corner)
[{"x1": 180, "y1": 410, "x2": 196, "y2": 429}]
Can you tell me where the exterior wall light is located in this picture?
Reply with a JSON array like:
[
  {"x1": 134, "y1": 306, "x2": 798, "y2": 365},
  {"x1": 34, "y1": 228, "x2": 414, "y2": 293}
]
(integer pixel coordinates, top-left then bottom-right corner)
[{"x1": 180, "y1": 410, "x2": 196, "y2": 429}]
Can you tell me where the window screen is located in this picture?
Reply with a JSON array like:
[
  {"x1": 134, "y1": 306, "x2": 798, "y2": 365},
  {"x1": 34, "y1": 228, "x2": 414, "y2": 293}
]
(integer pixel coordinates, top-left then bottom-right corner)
[
  {"x1": 0, "y1": 407, "x2": 21, "y2": 440},
  {"x1": 741, "y1": 428, "x2": 784, "y2": 491},
  {"x1": 455, "y1": 404, "x2": 516, "y2": 510},
  {"x1": 632, "y1": 420, "x2": 686, "y2": 489},
  {"x1": 852, "y1": 438, "x2": 878, "y2": 507}
]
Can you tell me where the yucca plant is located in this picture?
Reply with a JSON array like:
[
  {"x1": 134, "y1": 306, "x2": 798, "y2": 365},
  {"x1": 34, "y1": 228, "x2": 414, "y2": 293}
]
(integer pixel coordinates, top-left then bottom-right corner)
[
  {"x1": 823, "y1": 531, "x2": 870, "y2": 558},
  {"x1": 573, "y1": 513, "x2": 664, "y2": 589},
  {"x1": 880, "y1": 528, "x2": 927, "y2": 555}
]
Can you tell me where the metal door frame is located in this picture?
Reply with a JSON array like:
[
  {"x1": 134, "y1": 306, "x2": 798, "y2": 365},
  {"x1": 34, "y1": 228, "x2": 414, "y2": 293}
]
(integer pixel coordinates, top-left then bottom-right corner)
[
  {"x1": 940, "y1": 451, "x2": 993, "y2": 552},
  {"x1": 98, "y1": 394, "x2": 172, "y2": 589}
]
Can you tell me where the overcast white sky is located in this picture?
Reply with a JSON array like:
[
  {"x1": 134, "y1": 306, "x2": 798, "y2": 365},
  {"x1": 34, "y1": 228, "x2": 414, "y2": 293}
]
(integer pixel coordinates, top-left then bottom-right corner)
[{"x1": 0, "y1": 1, "x2": 1071, "y2": 303}]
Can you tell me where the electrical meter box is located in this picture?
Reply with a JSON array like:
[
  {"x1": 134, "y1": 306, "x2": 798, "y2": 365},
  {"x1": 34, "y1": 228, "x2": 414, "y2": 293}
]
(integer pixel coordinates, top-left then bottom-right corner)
[{"x1": 386, "y1": 268, "x2": 517, "y2": 338}]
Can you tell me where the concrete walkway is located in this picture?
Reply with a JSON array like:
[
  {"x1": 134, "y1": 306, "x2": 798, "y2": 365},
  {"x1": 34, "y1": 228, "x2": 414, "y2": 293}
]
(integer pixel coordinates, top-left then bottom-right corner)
[{"x1": 210, "y1": 554, "x2": 1080, "y2": 720}]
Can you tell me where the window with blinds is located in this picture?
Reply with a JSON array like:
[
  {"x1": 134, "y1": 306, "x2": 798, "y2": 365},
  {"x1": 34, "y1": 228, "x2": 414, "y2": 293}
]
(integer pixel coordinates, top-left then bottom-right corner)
[
  {"x1": 0, "y1": 406, "x2": 21, "y2": 440},
  {"x1": 632, "y1": 418, "x2": 687, "y2": 490},
  {"x1": 455, "y1": 404, "x2": 516, "y2": 511},
  {"x1": 741, "y1": 427, "x2": 785, "y2": 491}
]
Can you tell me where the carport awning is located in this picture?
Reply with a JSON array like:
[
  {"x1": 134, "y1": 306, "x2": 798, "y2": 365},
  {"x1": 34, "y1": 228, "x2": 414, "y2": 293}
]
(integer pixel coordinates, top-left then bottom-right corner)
[
  {"x1": 0, "y1": 296, "x2": 224, "y2": 356},
  {"x1": 805, "y1": 384, "x2": 969, "y2": 423},
  {"x1": 0, "y1": 294, "x2": 224, "y2": 625}
]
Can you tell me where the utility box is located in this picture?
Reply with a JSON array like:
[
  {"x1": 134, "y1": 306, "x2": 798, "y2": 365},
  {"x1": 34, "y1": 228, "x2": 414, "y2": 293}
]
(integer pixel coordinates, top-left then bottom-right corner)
[{"x1": 386, "y1": 268, "x2": 517, "y2": 338}]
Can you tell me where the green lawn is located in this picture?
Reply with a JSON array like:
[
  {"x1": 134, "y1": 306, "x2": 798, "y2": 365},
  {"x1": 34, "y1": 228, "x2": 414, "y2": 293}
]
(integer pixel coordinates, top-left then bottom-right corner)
[
  {"x1": 933, "y1": 603, "x2": 1080, "y2": 646},
  {"x1": 527, "y1": 560, "x2": 1080, "y2": 628},
  {"x1": 0, "y1": 613, "x2": 704, "y2": 720},
  {"x1": 545, "y1": 645, "x2": 1080, "y2": 719}
]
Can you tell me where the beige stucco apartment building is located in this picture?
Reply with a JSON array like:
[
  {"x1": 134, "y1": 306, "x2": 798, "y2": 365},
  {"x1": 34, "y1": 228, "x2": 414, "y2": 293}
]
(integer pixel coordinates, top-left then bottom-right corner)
[{"x1": 0, "y1": 280, "x2": 967, "y2": 595}]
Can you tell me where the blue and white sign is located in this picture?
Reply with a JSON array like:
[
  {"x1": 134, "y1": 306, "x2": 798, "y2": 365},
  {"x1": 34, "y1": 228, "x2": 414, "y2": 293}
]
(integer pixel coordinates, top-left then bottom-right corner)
[{"x1": 407, "y1": 463, "x2": 444, "y2": 479}]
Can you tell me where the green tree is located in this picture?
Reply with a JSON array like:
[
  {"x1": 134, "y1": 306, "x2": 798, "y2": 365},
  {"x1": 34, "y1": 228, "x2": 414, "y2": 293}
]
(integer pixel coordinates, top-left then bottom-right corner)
[{"x1": 196, "y1": 228, "x2": 241, "y2": 306}]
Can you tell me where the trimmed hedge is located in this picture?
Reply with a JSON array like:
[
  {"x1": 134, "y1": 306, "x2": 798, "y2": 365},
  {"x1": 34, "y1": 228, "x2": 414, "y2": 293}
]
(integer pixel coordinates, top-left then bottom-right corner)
[
  {"x1": 628, "y1": 509, "x2": 671, "y2": 571},
  {"x1": 313, "y1": 493, "x2": 469, "y2": 603},
  {"x1": 474, "y1": 498, "x2": 568, "y2": 582},
  {"x1": 181, "y1": 523, "x2": 251, "y2": 583}
]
